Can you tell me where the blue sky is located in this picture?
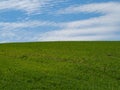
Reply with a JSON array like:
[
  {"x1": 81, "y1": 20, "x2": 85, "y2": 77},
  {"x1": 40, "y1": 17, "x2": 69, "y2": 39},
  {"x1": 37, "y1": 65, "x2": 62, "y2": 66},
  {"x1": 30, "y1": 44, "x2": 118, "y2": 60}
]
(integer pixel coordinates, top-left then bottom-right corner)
[{"x1": 0, "y1": 0, "x2": 120, "y2": 43}]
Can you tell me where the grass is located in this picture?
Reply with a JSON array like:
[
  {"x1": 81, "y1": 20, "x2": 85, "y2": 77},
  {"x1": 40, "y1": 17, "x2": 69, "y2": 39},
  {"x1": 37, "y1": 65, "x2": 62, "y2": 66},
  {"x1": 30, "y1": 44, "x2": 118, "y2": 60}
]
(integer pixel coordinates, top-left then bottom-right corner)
[{"x1": 0, "y1": 41, "x2": 120, "y2": 90}]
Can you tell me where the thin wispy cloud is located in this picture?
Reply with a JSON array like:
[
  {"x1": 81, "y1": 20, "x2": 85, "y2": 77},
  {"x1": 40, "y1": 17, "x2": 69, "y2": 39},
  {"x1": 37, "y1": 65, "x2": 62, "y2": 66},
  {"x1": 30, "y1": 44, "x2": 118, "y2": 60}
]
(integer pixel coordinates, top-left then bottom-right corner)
[
  {"x1": 57, "y1": 2, "x2": 120, "y2": 14},
  {"x1": 0, "y1": 21, "x2": 57, "y2": 30},
  {"x1": 0, "y1": 21, "x2": 58, "y2": 42},
  {"x1": 0, "y1": 0, "x2": 63, "y2": 14}
]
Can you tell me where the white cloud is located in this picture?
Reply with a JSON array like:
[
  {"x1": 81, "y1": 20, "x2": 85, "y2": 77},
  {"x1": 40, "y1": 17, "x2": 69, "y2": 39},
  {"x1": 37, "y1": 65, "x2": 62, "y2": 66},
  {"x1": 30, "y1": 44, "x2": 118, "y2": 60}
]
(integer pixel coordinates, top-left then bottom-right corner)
[
  {"x1": 36, "y1": 2, "x2": 120, "y2": 41},
  {"x1": 0, "y1": 21, "x2": 57, "y2": 30},
  {"x1": 0, "y1": 0, "x2": 62, "y2": 14},
  {"x1": 37, "y1": 26, "x2": 119, "y2": 41},
  {"x1": 57, "y1": 2, "x2": 120, "y2": 14},
  {"x1": 0, "y1": 21, "x2": 58, "y2": 42},
  {"x1": 38, "y1": 35, "x2": 119, "y2": 41}
]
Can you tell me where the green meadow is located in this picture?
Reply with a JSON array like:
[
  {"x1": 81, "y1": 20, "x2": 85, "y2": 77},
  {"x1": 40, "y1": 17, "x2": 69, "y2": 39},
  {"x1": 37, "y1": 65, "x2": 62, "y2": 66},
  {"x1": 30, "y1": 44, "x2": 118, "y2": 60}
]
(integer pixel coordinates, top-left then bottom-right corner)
[{"x1": 0, "y1": 41, "x2": 120, "y2": 90}]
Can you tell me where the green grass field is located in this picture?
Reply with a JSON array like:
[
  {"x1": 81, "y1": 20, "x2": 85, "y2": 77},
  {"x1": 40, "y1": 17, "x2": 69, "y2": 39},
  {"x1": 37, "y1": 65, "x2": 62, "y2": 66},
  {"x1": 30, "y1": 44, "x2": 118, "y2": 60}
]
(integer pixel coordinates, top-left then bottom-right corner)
[{"x1": 0, "y1": 41, "x2": 120, "y2": 90}]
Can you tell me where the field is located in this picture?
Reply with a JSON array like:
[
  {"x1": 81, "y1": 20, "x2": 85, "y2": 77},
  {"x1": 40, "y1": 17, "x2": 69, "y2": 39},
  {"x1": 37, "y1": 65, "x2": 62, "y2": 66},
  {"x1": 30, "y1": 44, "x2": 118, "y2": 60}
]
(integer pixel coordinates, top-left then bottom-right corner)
[{"x1": 0, "y1": 41, "x2": 120, "y2": 90}]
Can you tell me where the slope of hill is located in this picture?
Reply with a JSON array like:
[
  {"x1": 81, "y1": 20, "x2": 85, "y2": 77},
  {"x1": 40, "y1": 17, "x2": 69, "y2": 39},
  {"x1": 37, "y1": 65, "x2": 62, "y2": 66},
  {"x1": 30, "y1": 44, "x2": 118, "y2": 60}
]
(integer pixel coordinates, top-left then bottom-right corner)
[{"x1": 0, "y1": 41, "x2": 120, "y2": 90}]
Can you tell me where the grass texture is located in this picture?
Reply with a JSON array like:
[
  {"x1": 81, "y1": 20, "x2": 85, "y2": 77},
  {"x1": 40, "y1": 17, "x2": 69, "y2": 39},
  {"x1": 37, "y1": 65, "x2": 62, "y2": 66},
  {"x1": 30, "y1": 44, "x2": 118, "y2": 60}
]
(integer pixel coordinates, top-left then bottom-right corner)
[{"x1": 0, "y1": 41, "x2": 120, "y2": 90}]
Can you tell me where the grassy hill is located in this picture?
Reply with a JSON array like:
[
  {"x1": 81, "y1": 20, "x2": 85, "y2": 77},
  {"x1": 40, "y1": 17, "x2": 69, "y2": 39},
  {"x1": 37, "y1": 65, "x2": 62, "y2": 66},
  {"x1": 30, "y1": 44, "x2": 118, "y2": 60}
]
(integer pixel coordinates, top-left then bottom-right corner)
[{"x1": 0, "y1": 41, "x2": 120, "y2": 90}]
